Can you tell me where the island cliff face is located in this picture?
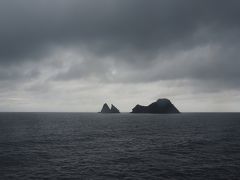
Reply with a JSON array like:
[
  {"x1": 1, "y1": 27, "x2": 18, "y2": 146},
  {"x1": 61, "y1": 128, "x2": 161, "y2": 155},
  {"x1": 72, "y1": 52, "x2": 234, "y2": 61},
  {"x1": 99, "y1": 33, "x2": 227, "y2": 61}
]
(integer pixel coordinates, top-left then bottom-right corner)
[
  {"x1": 132, "y1": 99, "x2": 180, "y2": 114},
  {"x1": 110, "y1": 104, "x2": 120, "y2": 113},
  {"x1": 100, "y1": 103, "x2": 120, "y2": 113},
  {"x1": 100, "y1": 103, "x2": 111, "y2": 113}
]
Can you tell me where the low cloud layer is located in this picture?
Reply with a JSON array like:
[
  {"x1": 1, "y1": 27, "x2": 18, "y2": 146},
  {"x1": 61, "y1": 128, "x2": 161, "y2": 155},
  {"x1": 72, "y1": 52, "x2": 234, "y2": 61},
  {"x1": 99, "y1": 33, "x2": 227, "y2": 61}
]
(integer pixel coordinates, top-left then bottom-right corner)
[{"x1": 0, "y1": 0, "x2": 240, "y2": 111}]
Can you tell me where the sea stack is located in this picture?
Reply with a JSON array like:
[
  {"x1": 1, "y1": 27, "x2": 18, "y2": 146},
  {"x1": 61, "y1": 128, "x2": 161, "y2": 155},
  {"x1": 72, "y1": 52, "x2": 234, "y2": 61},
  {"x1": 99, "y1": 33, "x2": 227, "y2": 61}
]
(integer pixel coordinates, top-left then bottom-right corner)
[
  {"x1": 132, "y1": 99, "x2": 180, "y2": 114},
  {"x1": 100, "y1": 103, "x2": 120, "y2": 113},
  {"x1": 110, "y1": 104, "x2": 120, "y2": 113},
  {"x1": 100, "y1": 103, "x2": 111, "y2": 113}
]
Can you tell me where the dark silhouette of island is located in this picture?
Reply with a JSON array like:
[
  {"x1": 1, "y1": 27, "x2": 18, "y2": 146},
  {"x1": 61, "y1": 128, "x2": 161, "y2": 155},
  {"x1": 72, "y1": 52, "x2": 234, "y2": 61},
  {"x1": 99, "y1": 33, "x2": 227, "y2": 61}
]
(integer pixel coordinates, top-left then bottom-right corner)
[
  {"x1": 131, "y1": 99, "x2": 180, "y2": 114},
  {"x1": 100, "y1": 103, "x2": 120, "y2": 113},
  {"x1": 110, "y1": 104, "x2": 120, "y2": 113},
  {"x1": 100, "y1": 103, "x2": 111, "y2": 113}
]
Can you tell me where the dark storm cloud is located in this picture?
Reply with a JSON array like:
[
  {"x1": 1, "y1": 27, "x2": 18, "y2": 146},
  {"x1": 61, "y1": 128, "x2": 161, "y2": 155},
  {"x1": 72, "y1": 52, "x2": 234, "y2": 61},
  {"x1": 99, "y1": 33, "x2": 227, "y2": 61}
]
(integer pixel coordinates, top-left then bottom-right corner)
[
  {"x1": 1, "y1": 0, "x2": 239, "y2": 61},
  {"x1": 0, "y1": 0, "x2": 240, "y2": 88}
]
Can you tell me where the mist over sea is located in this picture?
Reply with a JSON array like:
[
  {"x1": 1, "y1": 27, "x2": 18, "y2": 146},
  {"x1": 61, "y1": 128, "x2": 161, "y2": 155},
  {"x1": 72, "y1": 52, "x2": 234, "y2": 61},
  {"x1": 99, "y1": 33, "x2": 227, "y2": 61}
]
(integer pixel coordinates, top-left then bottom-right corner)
[{"x1": 0, "y1": 113, "x2": 240, "y2": 179}]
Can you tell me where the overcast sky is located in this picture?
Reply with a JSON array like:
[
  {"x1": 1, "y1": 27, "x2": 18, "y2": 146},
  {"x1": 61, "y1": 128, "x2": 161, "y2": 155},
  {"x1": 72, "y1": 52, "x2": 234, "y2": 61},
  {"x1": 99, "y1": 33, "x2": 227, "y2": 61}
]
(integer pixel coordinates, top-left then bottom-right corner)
[{"x1": 0, "y1": 0, "x2": 240, "y2": 112}]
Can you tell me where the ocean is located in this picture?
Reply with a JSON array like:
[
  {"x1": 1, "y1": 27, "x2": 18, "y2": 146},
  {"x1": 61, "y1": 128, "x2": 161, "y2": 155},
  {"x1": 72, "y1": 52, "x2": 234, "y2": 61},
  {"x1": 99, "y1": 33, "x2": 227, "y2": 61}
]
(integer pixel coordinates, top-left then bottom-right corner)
[{"x1": 0, "y1": 113, "x2": 240, "y2": 179}]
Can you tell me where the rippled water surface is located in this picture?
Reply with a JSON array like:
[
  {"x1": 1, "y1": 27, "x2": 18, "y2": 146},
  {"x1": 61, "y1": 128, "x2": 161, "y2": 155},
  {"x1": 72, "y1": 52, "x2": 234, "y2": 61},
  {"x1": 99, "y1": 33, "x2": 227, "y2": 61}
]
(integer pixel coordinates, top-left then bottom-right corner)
[{"x1": 0, "y1": 113, "x2": 240, "y2": 179}]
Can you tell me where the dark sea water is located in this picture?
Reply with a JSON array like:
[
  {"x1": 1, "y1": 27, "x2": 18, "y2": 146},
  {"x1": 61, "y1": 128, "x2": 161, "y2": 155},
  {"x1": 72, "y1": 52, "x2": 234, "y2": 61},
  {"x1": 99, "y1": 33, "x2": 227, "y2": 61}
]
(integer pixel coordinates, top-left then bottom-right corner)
[{"x1": 0, "y1": 113, "x2": 240, "y2": 180}]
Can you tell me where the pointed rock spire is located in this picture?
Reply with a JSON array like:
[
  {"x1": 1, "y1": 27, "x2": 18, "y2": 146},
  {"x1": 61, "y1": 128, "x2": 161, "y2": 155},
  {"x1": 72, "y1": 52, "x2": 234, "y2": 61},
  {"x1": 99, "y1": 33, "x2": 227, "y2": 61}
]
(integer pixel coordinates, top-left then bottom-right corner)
[
  {"x1": 111, "y1": 104, "x2": 120, "y2": 113},
  {"x1": 100, "y1": 103, "x2": 111, "y2": 113},
  {"x1": 99, "y1": 103, "x2": 120, "y2": 113}
]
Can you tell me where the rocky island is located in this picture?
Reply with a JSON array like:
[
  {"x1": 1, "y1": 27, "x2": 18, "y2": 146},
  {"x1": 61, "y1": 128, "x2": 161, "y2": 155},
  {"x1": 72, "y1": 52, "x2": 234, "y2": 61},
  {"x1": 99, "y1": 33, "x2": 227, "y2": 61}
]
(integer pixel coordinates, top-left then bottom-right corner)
[
  {"x1": 100, "y1": 103, "x2": 120, "y2": 113},
  {"x1": 131, "y1": 99, "x2": 180, "y2": 114}
]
